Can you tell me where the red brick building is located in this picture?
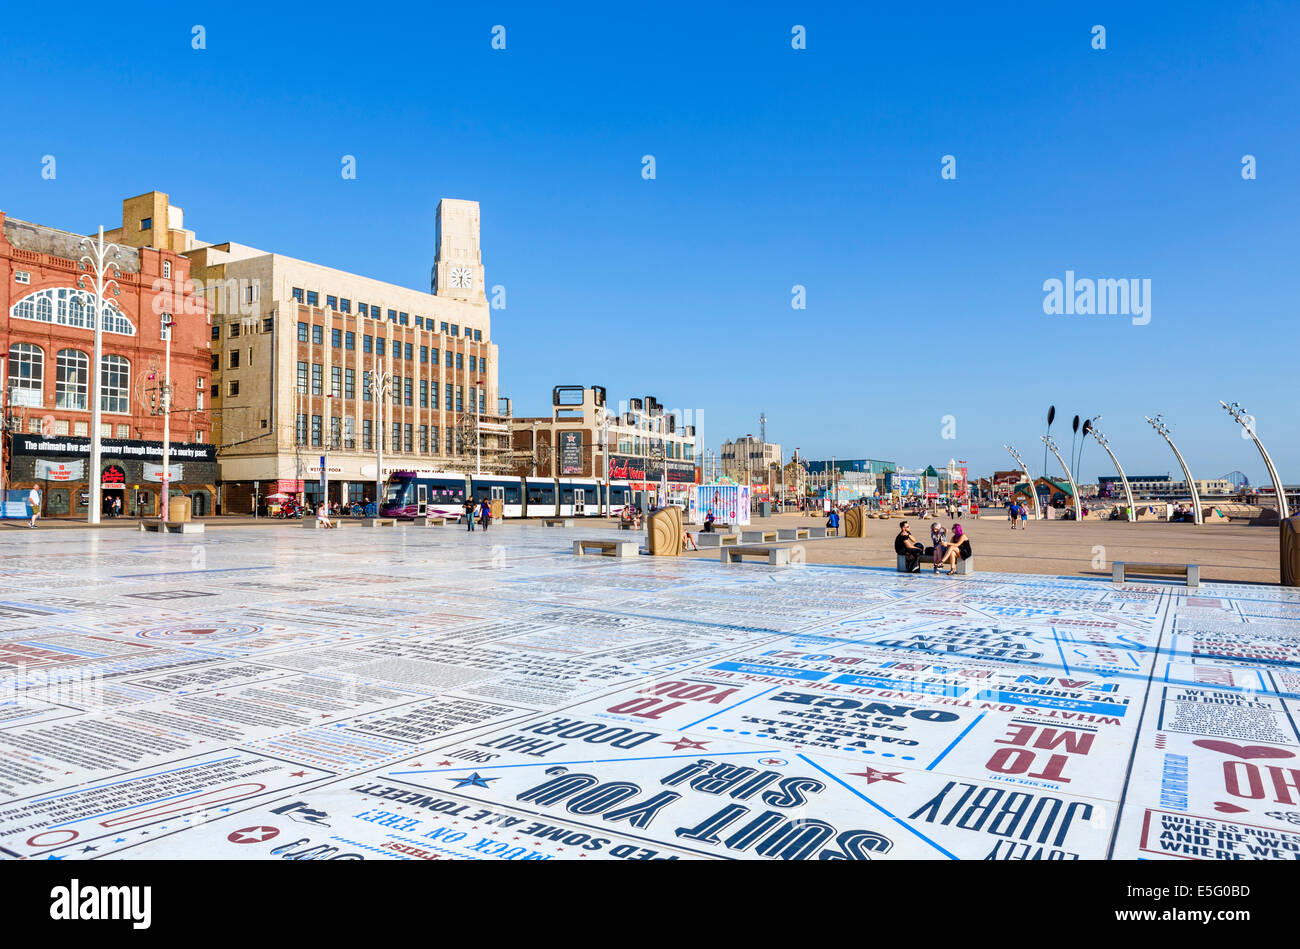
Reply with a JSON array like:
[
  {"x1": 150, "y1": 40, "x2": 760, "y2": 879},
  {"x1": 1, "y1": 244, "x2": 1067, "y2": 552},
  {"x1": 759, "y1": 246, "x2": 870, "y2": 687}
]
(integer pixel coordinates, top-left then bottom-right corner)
[{"x1": 1, "y1": 211, "x2": 216, "y2": 517}]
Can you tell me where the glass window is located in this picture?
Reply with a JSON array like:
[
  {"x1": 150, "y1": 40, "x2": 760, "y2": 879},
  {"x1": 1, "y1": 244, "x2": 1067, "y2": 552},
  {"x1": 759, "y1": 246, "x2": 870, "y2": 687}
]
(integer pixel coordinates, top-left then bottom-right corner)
[
  {"x1": 306, "y1": 291, "x2": 319, "y2": 307},
  {"x1": 229, "y1": 350, "x2": 240, "y2": 369},
  {"x1": 403, "y1": 424, "x2": 413, "y2": 452},
  {"x1": 292, "y1": 288, "x2": 305, "y2": 303},
  {"x1": 326, "y1": 295, "x2": 338, "y2": 310},
  {"x1": 330, "y1": 416, "x2": 341, "y2": 449},
  {"x1": 404, "y1": 377, "x2": 413, "y2": 406},
  {"x1": 345, "y1": 368, "x2": 355, "y2": 400},
  {"x1": 404, "y1": 343, "x2": 413, "y2": 360},
  {"x1": 211, "y1": 325, "x2": 220, "y2": 341},
  {"x1": 415, "y1": 316, "x2": 424, "y2": 328},
  {"x1": 363, "y1": 335, "x2": 372, "y2": 353},
  {"x1": 296, "y1": 361, "x2": 308, "y2": 393},
  {"x1": 419, "y1": 424, "x2": 428, "y2": 452},
  {"x1": 9, "y1": 343, "x2": 46, "y2": 406},
  {"x1": 444, "y1": 382, "x2": 453, "y2": 411},
  {"x1": 229, "y1": 380, "x2": 239, "y2": 397},
  {"x1": 431, "y1": 425, "x2": 440, "y2": 454},
  {"x1": 295, "y1": 414, "x2": 307, "y2": 444},
  {"x1": 263, "y1": 317, "x2": 274, "y2": 332},
  {"x1": 445, "y1": 351, "x2": 453, "y2": 368},
  {"x1": 311, "y1": 363, "x2": 322, "y2": 395},
  {"x1": 451, "y1": 324, "x2": 459, "y2": 336},
  {"x1": 363, "y1": 370, "x2": 372, "y2": 402},
  {"x1": 392, "y1": 423, "x2": 401, "y2": 451},
  {"x1": 431, "y1": 347, "x2": 439, "y2": 364},
  {"x1": 388, "y1": 309, "x2": 397, "y2": 322},
  {"x1": 311, "y1": 325, "x2": 323, "y2": 345},
  {"x1": 420, "y1": 379, "x2": 428, "y2": 408},
  {"x1": 230, "y1": 323, "x2": 240, "y2": 338},
  {"x1": 311, "y1": 415, "x2": 322, "y2": 446},
  {"x1": 456, "y1": 353, "x2": 463, "y2": 370},
  {"x1": 362, "y1": 419, "x2": 372, "y2": 450},
  {"x1": 12, "y1": 287, "x2": 134, "y2": 335},
  {"x1": 331, "y1": 366, "x2": 342, "y2": 398},
  {"x1": 340, "y1": 298, "x2": 351, "y2": 313},
  {"x1": 376, "y1": 338, "x2": 385, "y2": 356},
  {"x1": 440, "y1": 321, "x2": 449, "y2": 334},
  {"x1": 474, "y1": 330, "x2": 482, "y2": 342},
  {"x1": 456, "y1": 386, "x2": 463, "y2": 411},
  {"x1": 297, "y1": 321, "x2": 308, "y2": 342},
  {"x1": 391, "y1": 376, "x2": 401, "y2": 405},
  {"x1": 55, "y1": 349, "x2": 89, "y2": 410},
  {"x1": 101, "y1": 355, "x2": 130, "y2": 413},
  {"x1": 420, "y1": 345, "x2": 428, "y2": 363},
  {"x1": 331, "y1": 328, "x2": 342, "y2": 347},
  {"x1": 345, "y1": 331, "x2": 355, "y2": 350}
]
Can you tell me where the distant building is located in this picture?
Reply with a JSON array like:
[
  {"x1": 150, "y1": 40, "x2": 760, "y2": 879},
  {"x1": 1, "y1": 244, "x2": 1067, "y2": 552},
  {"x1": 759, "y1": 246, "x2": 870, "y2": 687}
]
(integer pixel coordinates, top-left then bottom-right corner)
[{"x1": 720, "y1": 435, "x2": 782, "y2": 482}]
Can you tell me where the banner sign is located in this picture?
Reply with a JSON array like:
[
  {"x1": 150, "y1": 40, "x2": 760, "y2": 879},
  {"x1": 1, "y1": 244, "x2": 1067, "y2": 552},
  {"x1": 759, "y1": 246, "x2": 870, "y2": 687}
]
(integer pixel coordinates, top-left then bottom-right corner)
[
  {"x1": 101, "y1": 464, "x2": 127, "y2": 489},
  {"x1": 560, "y1": 431, "x2": 584, "y2": 475},
  {"x1": 34, "y1": 459, "x2": 85, "y2": 482},
  {"x1": 689, "y1": 484, "x2": 751, "y2": 526},
  {"x1": 143, "y1": 463, "x2": 183, "y2": 483},
  {"x1": 13, "y1": 435, "x2": 215, "y2": 463},
  {"x1": 609, "y1": 454, "x2": 695, "y2": 484}
]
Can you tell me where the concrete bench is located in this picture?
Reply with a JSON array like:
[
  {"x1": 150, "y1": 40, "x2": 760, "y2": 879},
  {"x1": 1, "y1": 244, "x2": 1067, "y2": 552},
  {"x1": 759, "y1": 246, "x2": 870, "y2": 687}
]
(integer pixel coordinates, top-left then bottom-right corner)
[
  {"x1": 721, "y1": 546, "x2": 790, "y2": 565},
  {"x1": 302, "y1": 518, "x2": 349, "y2": 529},
  {"x1": 955, "y1": 557, "x2": 974, "y2": 576},
  {"x1": 139, "y1": 521, "x2": 205, "y2": 534},
  {"x1": 777, "y1": 528, "x2": 810, "y2": 541},
  {"x1": 367, "y1": 518, "x2": 397, "y2": 528},
  {"x1": 741, "y1": 529, "x2": 779, "y2": 544},
  {"x1": 697, "y1": 533, "x2": 739, "y2": 547},
  {"x1": 897, "y1": 553, "x2": 922, "y2": 573},
  {"x1": 420, "y1": 515, "x2": 451, "y2": 526},
  {"x1": 543, "y1": 518, "x2": 574, "y2": 528},
  {"x1": 573, "y1": 539, "x2": 639, "y2": 558},
  {"x1": 1113, "y1": 561, "x2": 1199, "y2": 587},
  {"x1": 806, "y1": 527, "x2": 828, "y2": 539}
]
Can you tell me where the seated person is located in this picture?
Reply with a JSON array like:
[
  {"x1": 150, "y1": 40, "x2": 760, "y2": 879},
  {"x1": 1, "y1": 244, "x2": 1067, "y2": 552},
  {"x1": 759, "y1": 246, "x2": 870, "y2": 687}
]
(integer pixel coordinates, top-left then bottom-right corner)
[
  {"x1": 316, "y1": 502, "x2": 336, "y2": 529},
  {"x1": 681, "y1": 526, "x2": 699, "y2": 551},
  {"x1": 827, "y1": 508, "x2": 840, "y2": 530},
  {"x1": 894, "y1": 521, "x2": 925, "y2": 572},
  {"x1": 937, "y1": 523, "x2": 972, "y2": 573},
  {"x1": 702, "y1": 511, "x2": 716, "y2": 533}
]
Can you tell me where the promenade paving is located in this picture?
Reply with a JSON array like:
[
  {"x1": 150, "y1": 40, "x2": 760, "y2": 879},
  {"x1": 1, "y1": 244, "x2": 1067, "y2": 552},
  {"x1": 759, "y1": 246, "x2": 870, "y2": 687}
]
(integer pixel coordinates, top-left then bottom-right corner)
[{"x1": 1, "y1": 522, "x2": 1297, "y2": 861}]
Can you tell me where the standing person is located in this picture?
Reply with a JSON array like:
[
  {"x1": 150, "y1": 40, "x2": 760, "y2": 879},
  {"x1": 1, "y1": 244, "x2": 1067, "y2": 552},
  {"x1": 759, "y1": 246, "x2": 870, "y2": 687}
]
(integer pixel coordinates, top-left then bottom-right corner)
[
  {"x1": 1008, "y1": 499, "x2": 1017, "y2": 529},
  {"x1": 463, "y1": 496, "x2": 476, "y2": 531},
  {"x1": 1020, "y1": 502, "x2": 1029, "y2": 530},
  {"x1": 479, "y1": 497, "x2": 492, "y2": 531},
  {"x1": 27, "y1": 485, "x2": 41, "y2": 529}
]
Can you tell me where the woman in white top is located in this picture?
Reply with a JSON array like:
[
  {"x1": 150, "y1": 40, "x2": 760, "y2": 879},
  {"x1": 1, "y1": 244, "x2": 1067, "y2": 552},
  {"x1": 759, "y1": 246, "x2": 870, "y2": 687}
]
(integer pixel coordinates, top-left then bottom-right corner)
[
  {"x1": 28, "y1": 487, "x2": 41, "y2": 528},
  {"x1": 316, "y1": 502, "x2": 335, "y2": 529}
]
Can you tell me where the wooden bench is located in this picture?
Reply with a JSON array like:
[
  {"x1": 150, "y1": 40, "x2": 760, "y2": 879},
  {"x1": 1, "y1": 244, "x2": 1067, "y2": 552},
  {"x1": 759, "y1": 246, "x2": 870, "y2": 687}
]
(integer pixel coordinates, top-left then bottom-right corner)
[
  {"x1": 543, "y1": 518, "x2": 574, "y2": 528},
  {"x1": 741, "y1": 529, "x2": 779, "y2": 544},
  {"x1": 573, "y1": 539, "x2": 639, "y2": 558},
  {"x1": 140, "y1": 521, "x2": 205, "y2": 534},
  {"x1": 777, "y1": 528, "x2": 809, "y2": 541},
  {"x1": 697, "y1": 533, "x2": 739, "y2": 548},
  {"x1": 1113, "y1": 561, "x2": 1199, "y2": 587},
  {"x1": 721, "y1": 546, "x2": 790, "y2": 565}
]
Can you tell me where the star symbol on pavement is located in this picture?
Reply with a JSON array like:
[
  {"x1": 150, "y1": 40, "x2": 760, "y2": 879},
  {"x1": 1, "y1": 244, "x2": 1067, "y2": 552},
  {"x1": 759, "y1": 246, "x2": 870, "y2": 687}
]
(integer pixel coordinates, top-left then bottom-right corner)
[
  {"x1": 289, "y1": 771, "x2": 307, "y2": 777},
  {"x1": 849, "y1": 768, "x2": 904, "y2": 785},
  {"x1": 227, "y1": 826, "x2": 278, "y2": 843},
  {"x1": 81, "y1": 845, "x2": 98, "y2": 853},
  {"x1": 449, "y1": 772, "x2": 499, "y2": 789},
  {"x1": 663, "y1": 738, "x2": 709, "y2": 751},
  {"x1": 437, "y1": 760, "x2": 453, "y2": 767},
  {"x1": 758, "y1": 758, "x2": 786, "y2": 766},
  {"x1": 46, "y1": 854, "x2": 64, "y2": 860}
]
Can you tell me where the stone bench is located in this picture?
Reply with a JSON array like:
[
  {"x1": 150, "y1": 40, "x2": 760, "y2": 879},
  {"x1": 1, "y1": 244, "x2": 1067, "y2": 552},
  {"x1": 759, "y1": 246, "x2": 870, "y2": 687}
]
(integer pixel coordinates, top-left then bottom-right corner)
[
  {"x1": 955, "y1": 557, "x2": 974, "y2": 576},
  {"x1": 139, "y1": 521, "x2": 205, "y2": 534},
  {"x1": 367, "y1": 518, "x2": 397, "y2": 528},
  {"x1": 1113, "y1": 561, "x2": 1199, "y2": 587},
  {"x1": 543, "y1": 518, "x2": 574, "y2": 528},
  {"x1": 302, "y1": 518, "x2": 350, "y2": 529},
  {"x1": 420, "y1": 516, "x2": 452, "y2": 526},
  {"x1": 697, "y1": 533, "x2": 739, "y2": 547},
  {"x1": 777, "y1": 528, "x2": 810, "y2": 541},
  {"x1": 573, "y1": 539, "x2": 638, "y2": 558},
  {"x1": 721, "y1": 546, "x2": 790, "y2": 565},
  {"x1": 806, "y1": 526, "x2": 831, "y2": 539},
  {"x1": 741, "y1": 529, "x2": 779, "y2": 544}
]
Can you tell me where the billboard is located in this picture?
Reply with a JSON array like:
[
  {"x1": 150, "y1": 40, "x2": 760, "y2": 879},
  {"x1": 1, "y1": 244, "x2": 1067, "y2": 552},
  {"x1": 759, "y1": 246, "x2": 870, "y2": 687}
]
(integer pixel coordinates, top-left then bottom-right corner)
[
  {"x1": 689, "y1": 484, "x2": 751, "y2": 526},
  {"x1": 559, "y1": 431, "x2": 584, "y2": 475}
]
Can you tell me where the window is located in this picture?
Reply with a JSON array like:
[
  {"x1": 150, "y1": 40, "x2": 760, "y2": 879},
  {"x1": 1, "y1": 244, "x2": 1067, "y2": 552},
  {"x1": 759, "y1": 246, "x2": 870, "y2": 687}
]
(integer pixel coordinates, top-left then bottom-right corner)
[
  {"x1": 262, "y1": 317, "x2": 274, "y2": 332},
  {"x1": 52, "y1": 419, "x2": 69, "y2": 436},
  {"x1": 331, "y1": 366, "x2": 342, "y2": 399},
  {"x1": 296, "y1": 361, "x2": 308, "y2": 393},
  {"x1": 211, "y1": 384, "x2": 218, "y2": 397},
  {"x1": 293, "y1": 288, "x2": 305, "y2": 303},
  {"x1": 327, "y1": 295, "x2": 338, "y2": 310},
  {"x1": 295, "y1": 414, "x2": 307, "y2": 445},
  {"x1": 445, "y1": 351, "x2": 453, "y2": 368},
  {"x1": 376, "y1": 339, "x2": 385, "y2": 356},
  {"x1": 441, "y1": 322, "x2": 449, "y2": 334},
  {"x1": 474, "y1": 330, "x2": 482, "y2": 342},
  {"x1": 431, "y1": 347, "x2": 439, "y2": 364},
  {"x1": 229, "y1": 323, "x2": 240, "y2": 338},
  {"x1": 116, "y1": 424, "x2": 130, "y2": 438},
  {"x1": 456, "y1": 353, "x2": 463, "y2": 370},
  {"x1": 331, "y1": 328, "x2": 342, "y2": 348},
  {"x1": 311, "y1": 325, "x2": 323, "y2": 345},
  {"x1": 228, "y1": 380, "x2": 239, "y2": 397},
  {"x1": 404, "y1": 343, "x2": 413, "y2": 360},
  {"x1": 345, "y1": 331, "x2": 355, "y2": 350},
  {"x1": 388, "y1": 309, "x2": 397, "y2": 322},
  {"x1": 469, "y1": 356, "x2": 476, "y2": 372},
  {"x1": 15, "y1": 271, "x2": 30, "y2": 284},
  {"x1": 196, "y1": 391, "x2": 204, "y2": 410},
  {"x1": 447, "y1": 430, "x2": 455, "y2": 454},
  {"x1": 140, "y1": 217, "x2": 152, "y2": 230},
  {"x1": 345, "y1": 368, "x2": 355, "y2": 400},
  {"x1": 297, "y1": 321, "x2": 308, "y2": 342},
  {"x1": 420, "y1": 345, "x2": 428, "y2": 363},
  {"x1": 420, "y1": 379, "x2": 428, "y2": 407},
  {"x1": 11, "y1": 287, "x2": 135, "y2": 335},
  {"x1": 229, "y1": 350, "x2": 240, "y2": 369},
  {"x1": 363, "y1": 334, "x2": 372, "y2": 354},
  {"x1": 392, "y1": 423, "x2": 401, "y2": 451},
  {"x1": 311, "y1": 415, "x2": 322, "y2": 446},
  {"x1": 340, "y1": 298, "x2": 351, "y2": 314},
  {"x1": 362, "y1": 370, "x2": 372, "y2": 402},
  {"x1": 306, "y1": 291, "x2": 319, "y2": 307},
  {"x1": 456, "y1": 385, "x2": 463, "y2": 411},
  {"x1": 419, "y1": 424, "x2": 429, "y2": 452},
  {"x1": 362, "y1": 419, "x2": 372, "y2": 450},
  {"x1": 480, "y1": 355, "x2": 487, "y2": 372},
  {"x1": 415, "y1": 316, "x2": 424, "y2": 328},
  {"x1": 431, "y1": 425, "x2": 440, "y2": 454},
  {"x1": 479, "y1": 390, "x2": 486, "y2": 413},
  {"x1": 101, "y1": 355, "x2": 130, "y2": 413},
  {"x1": 404, "y1": 377, "x2": 413, "y2": 406},
  {"x1": 163, "y1": 260, "x2": 172, "y2": 279},
  {"x1": 404, "y1": 424, "x2": 413, "y2": 452},
  {"x1": 211, "y1": 353, "x2": 219, "y2": 370},
  {"x1": 399, "y1": 312, "x2": 409, "y2": 325},
  {"x1": 330, "y1": 416, "x2": 342, "y2": 449},
  {"x1": 391, "y1": 376, "x2": 401, "y2": 405},
  {"x1": 55, "y1": 349, "x2": 89, "y2": 410},
  {"x1": 444, "y1": 382, "x2": 453, "y2": 411},
  {"x1": 311, "y1": 363, "x2": 322, "y2": 395},
  {"x1": 358, "y1": 303, "x2": 368, "y2": 318},
  {"x1": 451, "y1": 324, "x2": 459, "y2": 337}
]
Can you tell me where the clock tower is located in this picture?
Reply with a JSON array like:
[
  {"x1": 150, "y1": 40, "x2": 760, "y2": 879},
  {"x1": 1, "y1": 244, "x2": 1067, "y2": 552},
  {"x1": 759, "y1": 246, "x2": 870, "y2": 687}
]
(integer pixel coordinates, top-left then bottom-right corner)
[{"x1": 431, "y1": 198, "x2": 486, "y2": 303}]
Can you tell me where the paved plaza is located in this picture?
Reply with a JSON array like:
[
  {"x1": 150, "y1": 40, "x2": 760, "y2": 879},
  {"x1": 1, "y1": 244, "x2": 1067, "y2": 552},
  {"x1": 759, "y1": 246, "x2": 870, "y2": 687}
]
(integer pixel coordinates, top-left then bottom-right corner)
[{"x1": 1, "y1": 522, "x2": 1299, "y2": 861}]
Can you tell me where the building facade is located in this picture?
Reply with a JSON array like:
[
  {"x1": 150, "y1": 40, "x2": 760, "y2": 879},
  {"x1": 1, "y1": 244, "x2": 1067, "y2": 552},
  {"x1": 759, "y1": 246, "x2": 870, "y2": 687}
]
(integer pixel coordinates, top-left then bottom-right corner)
[
  {"x1": 512, "y1": 386, "x2": 698, "y2": 503},
  {"x1": 2, "y1": 211, "x2": 215, "y2": 517},
  {"x1": 719, "y1": 435, "x2": 782, "y2": 482},
  {"x1": 106, "y1": 192, "x2": 504, "y2": 512}
]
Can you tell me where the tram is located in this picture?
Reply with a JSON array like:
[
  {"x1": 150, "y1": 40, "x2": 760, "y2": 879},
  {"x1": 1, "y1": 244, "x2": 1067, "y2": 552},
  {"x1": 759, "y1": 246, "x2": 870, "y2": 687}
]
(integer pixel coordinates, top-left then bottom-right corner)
[{"x1": 379, "y1": 471, "x2": 634, "y2": 519}]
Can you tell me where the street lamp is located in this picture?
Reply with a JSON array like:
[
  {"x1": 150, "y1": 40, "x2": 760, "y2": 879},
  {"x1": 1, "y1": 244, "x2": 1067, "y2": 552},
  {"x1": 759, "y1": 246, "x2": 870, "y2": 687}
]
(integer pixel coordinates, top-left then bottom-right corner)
[
  {"x1": 1086, "y1": 422, "x2": 1136, "y2": 522},
  {"x1": 1041, "y1": 434, "x2": 1083, "y2": 522},
  {"x1": 1221, "y1": 401, "x2": 1289, "y2": 520},
  {"x1": 1003, "y1": 445, "x2": 1042, "y2": 520},
  {"x1": 144, "y1": 313, "x2": 176, "y2": 521},
  {"x1": 77, "y1": 226, "x2": 122, "y2": 524},
  {"x1": 1146, "y1": 414, "x2": 1203, "y2": 525},
  {"x1": 368, "y1": 370, "x2": 394, "y2": 511}
]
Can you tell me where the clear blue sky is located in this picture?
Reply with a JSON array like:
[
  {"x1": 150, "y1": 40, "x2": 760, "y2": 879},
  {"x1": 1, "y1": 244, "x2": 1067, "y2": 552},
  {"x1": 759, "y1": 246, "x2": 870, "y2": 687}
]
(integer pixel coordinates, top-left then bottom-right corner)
[{"x1": 3, "y1": 1, "x2": 1296, "y2": 485}]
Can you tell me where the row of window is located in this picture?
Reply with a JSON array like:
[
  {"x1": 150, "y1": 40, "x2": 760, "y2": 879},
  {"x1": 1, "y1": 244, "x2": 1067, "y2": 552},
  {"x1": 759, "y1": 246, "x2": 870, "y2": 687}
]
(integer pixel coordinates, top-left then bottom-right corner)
[
  {"x1": 7, "y1": 343, "x2": 131, "y2": 413},
  {"x1": 295, "y1": 416, "x2": 469, "y2": 454},
  {"x1": 294, "y1": 322, "x2": 487, "y2": 370},
  {"x1": 290, "y1": 290, "x2": 483, "y2": 340},
  {"x1": 293, "y1": 362, "x2": 486, "y2": 411},
  {"x1": 11, "y1": 287, "x2": 136, "y2": 336},
  {"x1": 213, "y1": 318, "x2": 274, "y2": 340}
]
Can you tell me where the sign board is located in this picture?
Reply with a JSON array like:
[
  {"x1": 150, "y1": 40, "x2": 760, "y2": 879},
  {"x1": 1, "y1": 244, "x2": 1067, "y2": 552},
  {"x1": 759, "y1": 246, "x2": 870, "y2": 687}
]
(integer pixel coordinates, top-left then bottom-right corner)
[
  {"x1": 34, "y1": 459, "x2": 85, "y2": 482},
  {"x1": 143, "y1": 462, "x2": 183, "y2": 483},
  {"x1": 101, "y1": 464, "x2": 127, "y2": 490},
  {"x1": 688, "y1": 484, "x2": 751, "y2": 527},
  {"x1": 13, "y1": 435, "x2": 215, "y2": 463},
  {"x1": 559, "y1": 431, "x2": 583, "y2": 475}
]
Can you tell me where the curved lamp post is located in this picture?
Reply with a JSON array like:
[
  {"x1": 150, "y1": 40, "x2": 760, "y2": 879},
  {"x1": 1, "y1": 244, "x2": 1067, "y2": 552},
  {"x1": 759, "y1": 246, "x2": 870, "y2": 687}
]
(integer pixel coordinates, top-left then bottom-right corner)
[
  {"x1": 1146, "y1": 415, "x2": 1202, "y2": 525},
  {"x1": 1221, "y1": 401, "x2": 1289, "y2": 521},
  {"x1": 1087, "y1": 422, "x2": 1136, "y2": 522},
  {"x1": 77, "y1": 226, "x2": 123, "y2": 525},
  {"x1": 1003, "y1": 445, "x2": 1042, "y2": 520},
  {"x1": 1041, "y1": 435, "x2": 1083, "y2": 522}
]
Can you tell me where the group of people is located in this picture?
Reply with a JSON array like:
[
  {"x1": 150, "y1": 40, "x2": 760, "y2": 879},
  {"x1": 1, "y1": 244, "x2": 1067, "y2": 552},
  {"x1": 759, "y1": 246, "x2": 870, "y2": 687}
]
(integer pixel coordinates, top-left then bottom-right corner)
[
  {"x1": 895, "y1": 520, "x2": 973, "y2": 575},
  {"x1": 1005, "y1": 500, "x2": 1030, "y2": 529},
  {"x1": 462, "y1": 497, "x2": 494, "y2": 531}
]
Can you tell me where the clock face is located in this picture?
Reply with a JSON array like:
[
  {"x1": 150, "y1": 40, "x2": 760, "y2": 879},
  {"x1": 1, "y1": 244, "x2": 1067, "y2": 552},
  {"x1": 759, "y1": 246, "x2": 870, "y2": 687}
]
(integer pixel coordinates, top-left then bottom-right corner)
[{"x1": 449, "y1": 266, "x2": 473, "y2": 289}]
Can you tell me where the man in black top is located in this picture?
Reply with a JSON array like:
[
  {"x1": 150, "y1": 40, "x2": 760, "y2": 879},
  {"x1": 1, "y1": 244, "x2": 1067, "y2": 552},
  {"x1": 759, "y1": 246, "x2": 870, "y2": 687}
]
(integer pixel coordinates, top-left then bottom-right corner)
[{"x1": 894, "y1": 521, "x2": 924, "y2": 573}]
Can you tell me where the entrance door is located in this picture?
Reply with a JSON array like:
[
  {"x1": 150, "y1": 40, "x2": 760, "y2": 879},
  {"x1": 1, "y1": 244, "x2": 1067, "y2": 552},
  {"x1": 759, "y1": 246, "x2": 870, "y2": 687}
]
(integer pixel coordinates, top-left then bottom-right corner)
[
  {"x1": 417, "y1": 484, "x2": 428, "y2": 516},
  {"x1": 574, "y1": 489, "x2": 586, "y2": 515}
]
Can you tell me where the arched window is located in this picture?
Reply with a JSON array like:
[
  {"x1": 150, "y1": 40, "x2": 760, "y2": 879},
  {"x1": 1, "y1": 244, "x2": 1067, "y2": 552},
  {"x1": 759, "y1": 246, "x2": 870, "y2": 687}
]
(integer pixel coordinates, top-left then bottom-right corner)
[
  {"x1": 100, "y1": 355, "x2": 130, "y2": 414},
  {"x1": 9, "y1": 287, "x2": 135, "y2": 336},
  {"x1": 6, "y1": 343, "x2": 44, "y2": 407},
  {"x1": 55, "y1": 349, "x2": 90, "y2": 410}
]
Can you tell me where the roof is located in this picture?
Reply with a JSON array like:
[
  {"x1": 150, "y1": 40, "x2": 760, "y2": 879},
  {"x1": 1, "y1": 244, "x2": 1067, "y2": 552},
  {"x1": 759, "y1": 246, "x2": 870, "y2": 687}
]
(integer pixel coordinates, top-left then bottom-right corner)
[{"x1": 4, "y1": 217, "x2": 142, "y2": 273}]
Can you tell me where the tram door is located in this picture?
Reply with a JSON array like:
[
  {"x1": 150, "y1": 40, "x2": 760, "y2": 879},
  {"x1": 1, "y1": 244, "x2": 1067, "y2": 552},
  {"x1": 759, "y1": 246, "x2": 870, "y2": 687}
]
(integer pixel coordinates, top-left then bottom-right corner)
[
  {"x1": 574, "y1": 489, "x2": 586, "y2": 516},
  {"x1": 417, "y1": 484, "x2": 428, "y2": 516}
]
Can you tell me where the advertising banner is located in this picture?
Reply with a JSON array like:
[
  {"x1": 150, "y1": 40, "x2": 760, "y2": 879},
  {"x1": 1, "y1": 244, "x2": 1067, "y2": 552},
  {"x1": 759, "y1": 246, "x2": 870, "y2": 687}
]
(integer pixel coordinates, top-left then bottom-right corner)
[
  {"x1": 34, "y1": 459, "x2": 85, "y2": 482},
  {"x1": 559, "y1": 431, "x2": 584, "y2": 476},
  {"x1": 689, "y1": 484, "x2": 751, "y2": 526},
  {"x1": 13, "y1": 435, "x2": 215, "y2": 463},
  {"x1": 143, "y1": 463, "x2": 184, "y2": 483}
]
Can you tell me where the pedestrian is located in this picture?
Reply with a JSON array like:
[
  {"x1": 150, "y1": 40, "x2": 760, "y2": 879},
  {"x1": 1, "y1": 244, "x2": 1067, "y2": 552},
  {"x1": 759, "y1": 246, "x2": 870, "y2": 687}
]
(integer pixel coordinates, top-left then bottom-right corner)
[
  {"x1": 27, "y1": 485, "x2": 41, "y2": 529},
  {"x1": 1020, "y1": 502, "x2": 1029, "y2": 530},
  {"x1": 1007, "y1": 499, "x2": 1016, "y2": 529},
  {"x1": 479, "y1": 497, "x2": 492, "y2": 531},
  {"x1": 463, "y1": 497, "x2": 476, "y2": 531}
]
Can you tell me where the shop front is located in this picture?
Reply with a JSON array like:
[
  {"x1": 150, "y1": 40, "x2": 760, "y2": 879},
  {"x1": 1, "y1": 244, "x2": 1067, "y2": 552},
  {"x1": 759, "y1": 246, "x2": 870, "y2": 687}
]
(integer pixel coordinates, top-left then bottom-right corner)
[{"x1": 8, "y1": 434, "x2": 217, "y2": 519}]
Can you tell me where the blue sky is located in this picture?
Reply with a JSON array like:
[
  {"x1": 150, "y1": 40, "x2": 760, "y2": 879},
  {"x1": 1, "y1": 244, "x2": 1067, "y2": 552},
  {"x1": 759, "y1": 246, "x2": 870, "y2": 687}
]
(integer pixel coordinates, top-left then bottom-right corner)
[{"x1": 3, "y1": 1, "x2": 1296, "y2": 485}]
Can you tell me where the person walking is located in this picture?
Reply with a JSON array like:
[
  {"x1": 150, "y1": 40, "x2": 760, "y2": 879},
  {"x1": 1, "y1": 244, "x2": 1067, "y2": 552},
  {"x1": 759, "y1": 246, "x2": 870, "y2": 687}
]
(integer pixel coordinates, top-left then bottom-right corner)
[
  {"x1": 1019, "y1": 502, "x2": 1029, "y2": 530},
  {"x1": 463, "y1": 496, "x2": 476, "y2": 531},
  {"x1": 479, "y1": 497, "x2": 492, "y2": 531},
  {"x1": 27, "y1": 485, "x2": 41, "y2": 529}
]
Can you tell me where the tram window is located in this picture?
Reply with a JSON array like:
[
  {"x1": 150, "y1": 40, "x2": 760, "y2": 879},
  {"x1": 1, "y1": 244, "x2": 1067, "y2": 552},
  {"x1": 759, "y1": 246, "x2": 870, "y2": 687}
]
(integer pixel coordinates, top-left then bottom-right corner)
[{"x1": 505, "y1": 486, "x2": 521, "y2": 504}]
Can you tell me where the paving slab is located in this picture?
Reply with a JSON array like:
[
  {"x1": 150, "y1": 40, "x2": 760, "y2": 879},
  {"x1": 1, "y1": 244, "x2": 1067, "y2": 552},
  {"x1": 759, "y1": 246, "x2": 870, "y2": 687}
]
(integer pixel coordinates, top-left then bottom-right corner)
[{"x1": 0, "y1": 523, "x2": 1296, "y2": 861}]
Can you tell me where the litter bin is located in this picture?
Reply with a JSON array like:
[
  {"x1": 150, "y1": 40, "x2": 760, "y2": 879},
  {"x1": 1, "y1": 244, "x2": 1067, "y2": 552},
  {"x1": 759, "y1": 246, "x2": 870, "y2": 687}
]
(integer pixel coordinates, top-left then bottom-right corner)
[{"x1": 759, "y1": 501, "x2": 772, "y2": 518}]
